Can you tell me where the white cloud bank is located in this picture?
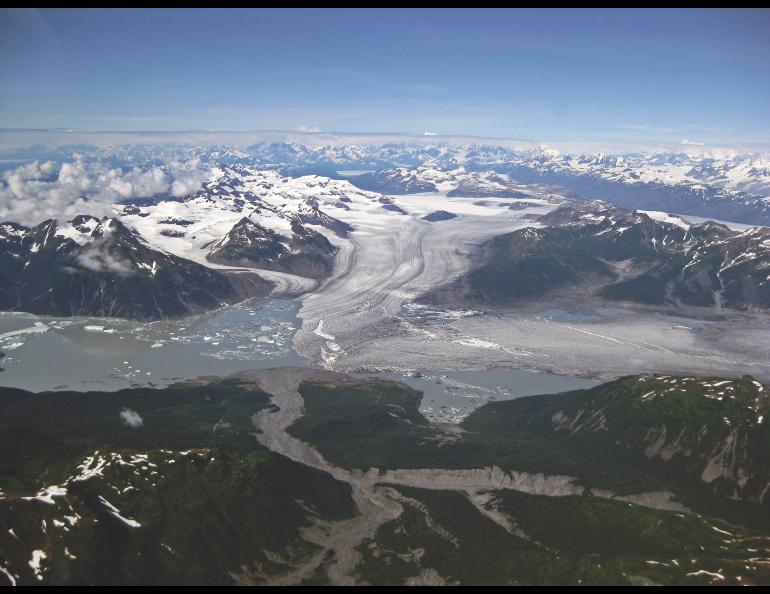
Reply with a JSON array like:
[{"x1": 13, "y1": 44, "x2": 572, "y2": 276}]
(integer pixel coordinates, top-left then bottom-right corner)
[{"x1": 0, "y1": 157, "x2": 212, "y2": 226}]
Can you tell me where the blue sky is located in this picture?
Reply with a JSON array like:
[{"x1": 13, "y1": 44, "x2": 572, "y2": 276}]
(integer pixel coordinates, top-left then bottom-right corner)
[{"x1": 1, "y1": 8, "x2": 769, "y2": 146}]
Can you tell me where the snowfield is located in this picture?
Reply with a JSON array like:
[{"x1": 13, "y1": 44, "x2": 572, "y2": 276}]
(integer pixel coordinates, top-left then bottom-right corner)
[{"x1": 119, "y1": 168, "x2": 383, "y2": 271}]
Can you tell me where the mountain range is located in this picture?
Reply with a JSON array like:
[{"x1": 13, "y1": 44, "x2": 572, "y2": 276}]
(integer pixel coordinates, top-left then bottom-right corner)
[
  {"x1": 1, "y1": 144, "x2": 769, "y2": 320},
  {"x1": 0, "y1": 166, "x2": 389, "y2": 319},
  {"x1": 0, "y1": 216, "x2": 271, "y2": 320},
  {"x1": 427, "y1": 201, "x2": 770, "y2": 311}
]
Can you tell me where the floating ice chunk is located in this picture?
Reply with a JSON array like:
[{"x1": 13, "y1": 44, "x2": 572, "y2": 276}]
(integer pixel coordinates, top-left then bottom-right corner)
[{"x1": 0, "y1": 324, "x2": 50, "y2": 340}]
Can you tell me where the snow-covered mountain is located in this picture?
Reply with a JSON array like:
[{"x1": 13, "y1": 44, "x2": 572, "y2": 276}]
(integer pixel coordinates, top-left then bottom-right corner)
[
  {"x1": 326, "y1": 146, "x2": 770, "y2": 226},
  {"x1": 244, "y1": 142, "x2": 469, "y2": 172},
  {"x1": 240, "y1": 142, "x2": 770, "y2": 198},
  {"x1": 0, "y1": 165, "x2": 395, "y2": 319},
  {"x1": 428, "y1": 200, "x2": 770, "y2": 311},
  {"x1": 0, "y1": 216, "x2": 272, "y2": 320},
  {"x1": 2, "y1": 144, "x2": 770, "y2": 320},
  {"x1": 5, "y1": 141, "x2": 768, "y2": 225},
  {"x1": 350, "y1": 166, "x2": 544, "y2": 199},
  {"x1": 118, "y1": 165, "x2": 385, "y2": 277},
  {"x1": 487, "y1": 149, "x2": 770, "y2": 226},
  {"x1": 6, "y1": 141, "x2": 769, "y2": 195},
  {"x1": 536, "y1": 150, "x2": 770, "y2": 195}
]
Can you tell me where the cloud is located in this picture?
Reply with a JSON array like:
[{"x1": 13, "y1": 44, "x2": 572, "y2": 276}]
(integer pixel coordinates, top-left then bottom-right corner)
[
  {"x1": 167, "y1": 158, "x2": 211, "y2": 198},
  {"x1": 75, "y1": 243, "x2": 135, "y2": 276},
  {"x1": 681, "y1": 138, "x2": 705, "y2": 146},
  {"x1": 423, "y1": 131, "x2": 437, "y2": 136},
  {"x1": 297, "y1": 125, "x2": 322, "y2": 133},
  {"x1": 119, "y1": 408, "x2": 143, "y2": 428},
  {"x1": 108, "y1": 166, "x2": 170, "y2": 198},
  {"x1": 0, "y1": 156, "x2": 212, "y2": 225}
]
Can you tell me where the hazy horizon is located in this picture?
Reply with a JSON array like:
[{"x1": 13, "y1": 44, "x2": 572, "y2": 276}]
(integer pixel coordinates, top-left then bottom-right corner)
[{"x1": 1, "y1": 128, "x2": 769, "y2": 158}]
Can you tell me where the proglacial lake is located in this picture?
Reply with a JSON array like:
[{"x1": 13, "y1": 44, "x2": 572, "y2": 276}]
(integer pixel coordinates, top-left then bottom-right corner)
[{"x1": 0, "y1": 299, "x2": 598, "y2": 422}]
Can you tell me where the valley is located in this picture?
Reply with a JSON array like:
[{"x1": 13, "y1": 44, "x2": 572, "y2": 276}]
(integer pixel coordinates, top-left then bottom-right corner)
[
  {"x1": 1, "y1": 368, "x2": 768, "y2": 585},
  {"x1": 1, "y1": 141, "x2": 770, "y2": 586},
  {"x1": 4, "y1": 179, "x2": 768, "y2": 411}
]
